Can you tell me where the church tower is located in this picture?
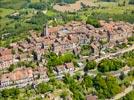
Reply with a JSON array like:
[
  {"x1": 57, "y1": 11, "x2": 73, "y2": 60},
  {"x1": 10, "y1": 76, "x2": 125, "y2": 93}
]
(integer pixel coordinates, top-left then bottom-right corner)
[{"x1": 41, "y1": 24, "x2": 49, "y2": 37}]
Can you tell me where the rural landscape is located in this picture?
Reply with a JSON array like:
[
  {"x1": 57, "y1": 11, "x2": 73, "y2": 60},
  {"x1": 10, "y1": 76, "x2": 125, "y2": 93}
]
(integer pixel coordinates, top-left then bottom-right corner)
[{"x1": 0, "y1": 0, "x2": 134, "y2": 100}]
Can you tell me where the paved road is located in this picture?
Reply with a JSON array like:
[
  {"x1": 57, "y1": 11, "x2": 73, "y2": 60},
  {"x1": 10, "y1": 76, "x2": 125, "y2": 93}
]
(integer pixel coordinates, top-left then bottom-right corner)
[
  {"x1": 95, "y1": 44, "x2": 134, "y2": 62},
  {"x1": 79, "y1": 45, "x2": 134, "y2": 62},
  {"x1": 109, "y1": 81, "x2": 134, "y2": 100}
]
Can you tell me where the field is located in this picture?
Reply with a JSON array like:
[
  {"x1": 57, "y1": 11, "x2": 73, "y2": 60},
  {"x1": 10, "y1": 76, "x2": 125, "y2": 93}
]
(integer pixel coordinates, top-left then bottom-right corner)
[{"x1": 53, "y1": 0, "x2": 96, "y2": 12}]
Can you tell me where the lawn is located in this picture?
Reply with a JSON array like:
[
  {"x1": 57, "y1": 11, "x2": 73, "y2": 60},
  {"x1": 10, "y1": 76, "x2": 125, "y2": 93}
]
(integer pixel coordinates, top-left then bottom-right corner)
[
  {"x1": 46, "y1": 10, "x2": 57, "y2": 17},
  {"x1": 31, "y1": 0, "x2": 40, "y2": 3},
  {"x1": 0, "y1": 8, "x2": 15, "y2": 17}
]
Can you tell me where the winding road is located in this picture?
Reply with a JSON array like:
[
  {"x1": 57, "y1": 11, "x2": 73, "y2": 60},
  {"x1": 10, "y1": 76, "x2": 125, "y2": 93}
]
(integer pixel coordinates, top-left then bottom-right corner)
[{"x1": 109, "y1": 81, "x2": 134, "y2": 100}]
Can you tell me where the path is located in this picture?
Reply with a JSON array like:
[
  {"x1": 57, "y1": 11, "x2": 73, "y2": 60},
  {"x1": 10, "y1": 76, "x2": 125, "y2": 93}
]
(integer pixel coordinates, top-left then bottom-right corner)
[{"x1": 109, "y1": 81, "x2": 134, "y2": 100}]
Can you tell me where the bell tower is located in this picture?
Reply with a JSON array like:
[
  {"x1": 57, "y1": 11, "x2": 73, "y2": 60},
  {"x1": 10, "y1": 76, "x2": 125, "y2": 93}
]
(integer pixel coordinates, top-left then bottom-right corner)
[{"x1": 41, "y1": 24, "x2": 49, "y2": 37}]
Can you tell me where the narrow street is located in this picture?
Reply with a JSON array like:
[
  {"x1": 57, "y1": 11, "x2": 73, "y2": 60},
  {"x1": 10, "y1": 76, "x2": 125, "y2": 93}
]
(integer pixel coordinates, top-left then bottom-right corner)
[{"x1": 95, "y1": 44, "x2": 134, "y2": 62}]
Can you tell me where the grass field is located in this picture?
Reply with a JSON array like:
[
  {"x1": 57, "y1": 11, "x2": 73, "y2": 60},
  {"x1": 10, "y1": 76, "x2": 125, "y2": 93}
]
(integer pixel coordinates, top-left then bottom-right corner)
[
  {"x1": 31, "y1": 0, "x2": 40, "y2": 3},
  {"x1": 0, "y1": 0, "x2": 29, "y2": 9},
  {"x1": 0, "y1": 8, "x2": 14, "y2": 17}
]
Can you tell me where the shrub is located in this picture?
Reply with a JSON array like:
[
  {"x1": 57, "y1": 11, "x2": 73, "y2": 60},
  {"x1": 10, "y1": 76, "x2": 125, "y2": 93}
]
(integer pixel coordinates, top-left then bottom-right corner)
[{"x1": 86, "y1": 17, "x2": 101, "y2": 28}]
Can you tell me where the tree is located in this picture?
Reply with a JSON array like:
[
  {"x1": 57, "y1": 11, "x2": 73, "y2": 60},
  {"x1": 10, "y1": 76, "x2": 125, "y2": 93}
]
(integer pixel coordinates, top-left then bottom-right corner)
[
  {"x1": 84, "y1": 61, "x2": 97, "y2": 72},
  {"x1": 81, "y1": 75, "x2": 93, "y2": 89},
  {"x1": 1, "y1": 89, "x2": 10, "y2": 98},
  {"x1": 129, "y1": 0, "x2": 134, "y2": 4},
  {"x1": 105, "y1": 76, "x2": 122, "y2": 98},
  {"x1": 47, "y1": 52, "x2": 75, "y2": 67},
  {"x1": 122, "y1": 90, "x2": 134, "y2": 100},
  {"x1": 119, "y1": 72, "x2": 125, "y2": 80},
  {"x1": 28, "y1": 3, "x2": 47, "y2": 10},
  {"x1": 11, "y1": 88, "x2": 20, "y2": 98},
  {"x1": 60, "y1": 52, "x2": 75, "y2": 63},
  {"x1": 86, "y1": 16, "x2": 101, "y2": 28},
  {"x1": 128, "y1": 70, "x2": 134, "y2": 76},
  {"x1": 32, "y1": 51, "x2": 38, "y2": 61},
  {"x1": 60, "y1": 90, "x2": 68, "y2": 99},
  {"x1": 93, "y1": 74, "x2": 108, "y2": 98},
  {"x1": 37, "y1": 83, "x2": 53, "y2": 94},
  {"x1": 8, "y1": 64, "x2": 16, "y2": 72},
  {"x1": 63, "y1": 74, "x2": 75, "y2": 84},
  {"x1": 1, "y1": 88, "x2": 20, "y2": 98},
  {"x1": 93, "y1": 74, "x2": 122, "y2": 99},
  {"x1": 98, "y1": 59, "x2": 125, "y2": 72},
  {"x1": 63, "y1": 74, "x2": 84, "y2": 100},
  {"x1": 80, "y1": 45, "x2": 92, "y2": 56},
  {"x1": 56, "y1": 0, "x2": 78, "y2": 4}
]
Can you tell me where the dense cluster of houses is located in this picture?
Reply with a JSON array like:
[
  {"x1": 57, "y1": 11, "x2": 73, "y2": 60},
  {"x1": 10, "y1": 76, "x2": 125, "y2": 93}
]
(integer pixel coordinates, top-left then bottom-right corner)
[
  {"x1": 0, "y1": 62, "x2": 75, "y2": 88},
  {"x1": 0, "y1": 48, "x2": 13, "y2": 69},
  {"x1": 0, "y1": 67, "x2": 47, "y2": 88},
  {"x1": 0, "y1": 20, "x2": 134, "y2": 88}
]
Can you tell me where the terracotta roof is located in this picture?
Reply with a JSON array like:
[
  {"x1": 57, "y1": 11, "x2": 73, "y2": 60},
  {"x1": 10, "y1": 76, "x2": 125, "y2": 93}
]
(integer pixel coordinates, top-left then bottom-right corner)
[
  {"x1": 91, "y1": 43, "x2": 98, "y2": 49},
  {"x1": 86, "y1": 95, "x2": 98, "y2": 100},
  {"x1": 48, "y1": 27, "x2": 59, "y2": 33},
  {"x1": 33, "y1": 67, "x2": 47, "y2": 74},
  {"x1": 0, "y1": 48, "x2": 12, "y2": 56},
  {"x1": 56, "y1": 65, "x2": 65, "y2": 72},
  {"x1": 0, "y1": 55, "x2": 12, "y2": 61},
  {"x1": 65, "y1": 62, "x2": 74, "y2": 69},
  {"x1": 0, "y1": 68, "x2": 33, "y2": 82}
]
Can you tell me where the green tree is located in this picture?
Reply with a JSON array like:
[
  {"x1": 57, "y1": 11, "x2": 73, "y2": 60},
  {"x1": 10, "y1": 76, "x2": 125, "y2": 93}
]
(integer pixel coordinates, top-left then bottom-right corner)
[
  {"x1": 93, "y1": 74, "x2": 108, "y2": 98},
  {"x1": 129, "y1": 0, "x2": 134, "y2": 4},
  {"x1": 37, "y1": 83, "x2": 53, "y2": 94},
  {"x1": 8, "y1": 64, "x2": 16, "y2": 72},
  {"x1": 1, "y1": 89, "x2": 10, "y2": 98},
  {"x1": 60, "y1": 90, "x2": 68, "y2": 99},
  {"x1": 63, "y1": 74, "x2": 84, "y2": 100},
  {"x1": 106, "y1": 76, "x2": 122, "y2": 98},
  {"x1": 81, "y1": 75, "x2": 93, "y2": 89},
  {"x1": 93, "y1": 74, "x2": 122, "y2": 99},
  {"x1": 1, "y1": 88, "x2": 20, "y2": 98},
  {"x1": 84, "y1": 61, "x2": 97, "y2": 72},
  {"x1": 86, "y1": 16, "x2": 101, "y2": 28},
  {"x1": 122, "y1": 90, "x2": 134, "y2": 100},
  {"x1": 98, "y1": 59, "x2": 125, "y2": 72}
]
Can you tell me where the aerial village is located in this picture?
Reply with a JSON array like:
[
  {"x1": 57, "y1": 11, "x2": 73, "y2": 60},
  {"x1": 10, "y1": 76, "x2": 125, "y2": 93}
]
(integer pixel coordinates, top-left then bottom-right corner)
[{"x1": 0, "y1": 20, "x2": 134, "y2": 89}]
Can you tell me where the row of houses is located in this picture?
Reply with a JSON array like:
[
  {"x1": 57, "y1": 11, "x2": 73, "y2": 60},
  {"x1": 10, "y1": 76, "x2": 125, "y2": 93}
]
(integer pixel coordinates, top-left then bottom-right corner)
[
  {"x1": 0, "y1": 48, "x2": 13, "y2": 69},
  {"x1": 0, "y1": 62, "x2": 75, "y2": 88},
  {"x1": 0, "y1": 20, "x2": 134, "y2": 70}
]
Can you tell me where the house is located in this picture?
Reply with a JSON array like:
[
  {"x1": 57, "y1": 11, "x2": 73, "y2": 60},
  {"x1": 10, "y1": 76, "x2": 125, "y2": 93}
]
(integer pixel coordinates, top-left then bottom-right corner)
[
  {"x1": 86, "y1": 95, "x2": 98, "y2": 100},
  {"x1": 65, "y1": 62, "x2": 75, "y2": 73},
  {"x1": 0, "y1": 48, "x2": 13, "y2": 69},
  {"x1": 55, "y1": 65, "x2": 66, "y2": 75},
  {"x1": 120, "y1": 65, "x2": 131, "y2": 75},
  {"x1": 90, "y1": 42, "x2": 100, "y2": 56},
  {"x1": 33, "y1": 67, "x2": 48, "y2": 80},
  {"x1": 79, "y1": 34, "x2": 90, "y2": 45},
  {"x1": 52, "y1": 43, "x2": 64, "y2": 55},
  {"x1": 0, "y1": 67, "x2": 48, "y2": 88},
  {"x1": 0, "y1": 68, "x2": 33, "y2": 88}
]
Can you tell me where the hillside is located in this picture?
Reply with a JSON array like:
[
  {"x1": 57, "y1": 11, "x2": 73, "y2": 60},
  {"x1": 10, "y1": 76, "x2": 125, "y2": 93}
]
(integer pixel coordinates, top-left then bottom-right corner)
[{"x1": 0, "y1": 0, "x2": 134, "y2": 47}]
